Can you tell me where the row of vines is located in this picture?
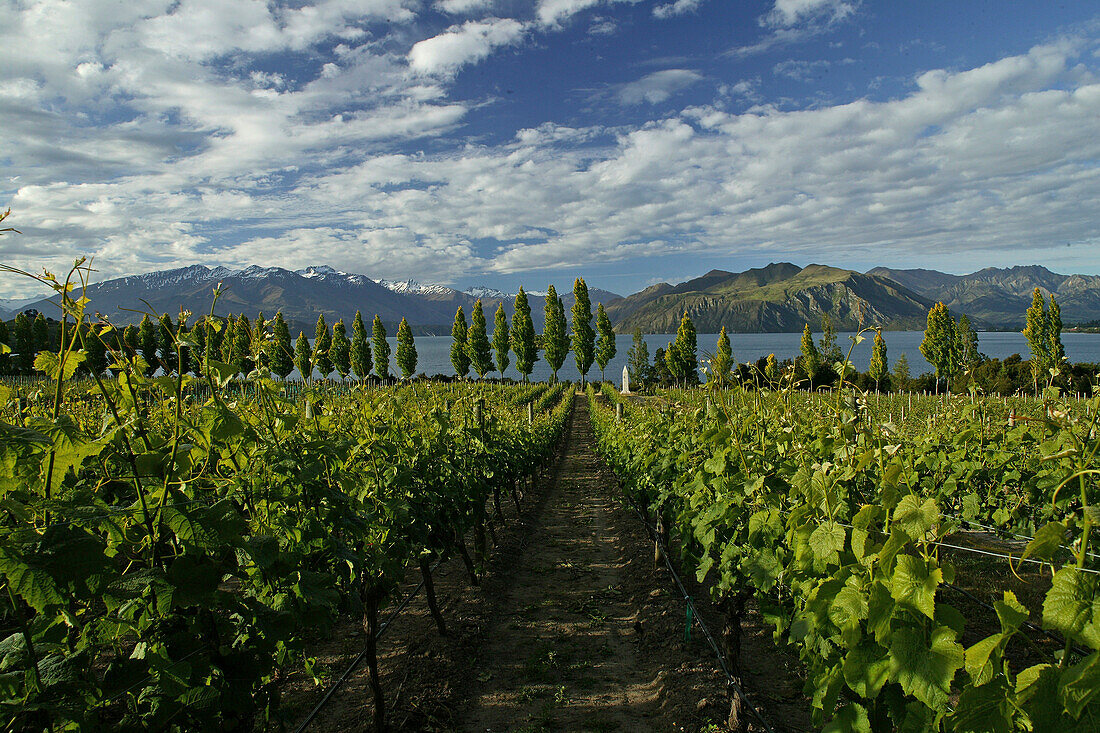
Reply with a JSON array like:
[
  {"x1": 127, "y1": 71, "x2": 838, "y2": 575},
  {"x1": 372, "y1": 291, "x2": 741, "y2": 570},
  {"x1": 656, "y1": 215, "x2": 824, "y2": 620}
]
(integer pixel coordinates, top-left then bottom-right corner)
[
  {"x1": 0, "y1": 267, "x2": 574, "y2": 731},
  {"x1": 589, "y1": 371, "x2": 1100, "y2": 731}
]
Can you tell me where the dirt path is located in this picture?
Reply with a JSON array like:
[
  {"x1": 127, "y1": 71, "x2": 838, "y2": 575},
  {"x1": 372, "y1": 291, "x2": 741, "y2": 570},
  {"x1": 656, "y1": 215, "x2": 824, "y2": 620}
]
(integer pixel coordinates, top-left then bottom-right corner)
[{"x1": 455, "y1": 394, "x2": 667, "y2": 732}]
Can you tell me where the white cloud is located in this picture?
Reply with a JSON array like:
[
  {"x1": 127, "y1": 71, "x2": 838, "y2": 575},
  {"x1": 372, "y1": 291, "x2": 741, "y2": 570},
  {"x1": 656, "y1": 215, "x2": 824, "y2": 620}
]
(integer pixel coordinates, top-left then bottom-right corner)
[
  {"x1": 653, "y1": 0, "x2": 705, "y2": 20},
  {"x1": 727, "y1": 0, "x2": 858, "y2": 57},
  {"x1": 408, "y1": 18, "x2": 527, "y2": 76},
  {"x1": 535, "y1": 0, "x2": 640, "y2": 28},
  {"x1": 617, "y1": 69, "x2": 703, "y2": 105},
  {"x1": 1, "y1": 2, "x2": 1099, "y2": 298},
  {"x1": 765, "y1": 0, "x2": 857, "y2": 28}
]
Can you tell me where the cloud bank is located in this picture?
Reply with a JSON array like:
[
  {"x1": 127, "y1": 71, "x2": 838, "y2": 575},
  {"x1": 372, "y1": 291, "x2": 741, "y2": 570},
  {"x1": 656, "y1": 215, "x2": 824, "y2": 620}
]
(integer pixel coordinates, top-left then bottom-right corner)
[{"x1": 1, "y1": 1, "x2": 1099, "y2": 297}]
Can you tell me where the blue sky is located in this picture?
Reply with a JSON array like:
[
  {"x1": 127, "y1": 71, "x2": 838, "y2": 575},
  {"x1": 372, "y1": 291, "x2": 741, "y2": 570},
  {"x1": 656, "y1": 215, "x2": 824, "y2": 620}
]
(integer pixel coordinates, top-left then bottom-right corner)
[{"x1": 2, "y1": 0, "x2": 1099, "y2": 298}]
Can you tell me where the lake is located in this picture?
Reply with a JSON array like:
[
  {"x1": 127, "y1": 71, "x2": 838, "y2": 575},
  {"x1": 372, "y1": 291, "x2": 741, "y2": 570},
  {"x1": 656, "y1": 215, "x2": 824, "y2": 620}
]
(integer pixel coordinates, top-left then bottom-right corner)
[{"x1": 295, "y1": 330, "x2": 1100, "y2": 381}]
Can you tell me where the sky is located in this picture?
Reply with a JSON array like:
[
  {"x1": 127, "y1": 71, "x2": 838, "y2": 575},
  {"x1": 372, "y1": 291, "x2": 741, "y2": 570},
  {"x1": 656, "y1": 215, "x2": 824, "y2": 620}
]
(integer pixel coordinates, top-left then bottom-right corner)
[{"x1": 2, "y1": 0, "x2": 1099, "y2": 298}]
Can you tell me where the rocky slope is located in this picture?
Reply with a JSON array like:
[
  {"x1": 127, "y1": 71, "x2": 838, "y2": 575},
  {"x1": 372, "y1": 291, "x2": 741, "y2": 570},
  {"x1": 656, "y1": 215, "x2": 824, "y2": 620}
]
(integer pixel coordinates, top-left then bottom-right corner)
[
  {"x1": 605, "y1": 263, "x2": 933, "y2": 333},
  {"x1": 868, "y1": 265, "x2": 1100, "y2": 328}
]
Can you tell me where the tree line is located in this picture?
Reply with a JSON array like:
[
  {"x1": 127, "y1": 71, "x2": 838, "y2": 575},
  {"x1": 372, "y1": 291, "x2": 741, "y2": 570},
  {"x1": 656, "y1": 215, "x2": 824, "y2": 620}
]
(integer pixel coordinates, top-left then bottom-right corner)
[
  {"x1": 2, "y1": 278, "x2": 1091, "y2": 394},
  {"x1": 621, "y1": 288, "x2": 1092, "y2": 397},
  {"x1": 0, "y1": 278, "x2": 623, "y2": 384},
  {"x1": 449, "y1": 279, "x2": 617, "y2": 384}
]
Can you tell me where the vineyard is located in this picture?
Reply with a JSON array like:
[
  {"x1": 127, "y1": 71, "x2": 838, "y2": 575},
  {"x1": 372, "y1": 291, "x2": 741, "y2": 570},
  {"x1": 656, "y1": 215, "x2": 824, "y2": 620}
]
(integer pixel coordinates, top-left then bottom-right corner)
[
  {"x1": 589, "y1": 373, "x2": 1100, "y2": 730},
  {"x1": 0, "y1": 292, "x2": 573, "y2": 730},
  {"x1": 1, "y1": 269, "x2": 1098, "y2": 731}
]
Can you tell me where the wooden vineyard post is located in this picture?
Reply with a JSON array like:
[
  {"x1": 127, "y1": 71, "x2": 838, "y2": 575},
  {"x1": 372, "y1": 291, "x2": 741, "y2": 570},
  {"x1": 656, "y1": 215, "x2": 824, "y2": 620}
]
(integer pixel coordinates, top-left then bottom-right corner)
[
  {"x1": 510, "y1": 477, "x2": 522, "y2": 513},
  {"x1": 420, "y1": 556, "x2": 447, "y2": 636},
  {"x1": 721, "y1": 590, "x2": 751, "y2": 733},
  {"x1": 364, "y1": 586, "x2": 385, "y2": 733},
  {"x1": 454, "y1": 526, "x2": 479, "y2": 586}
]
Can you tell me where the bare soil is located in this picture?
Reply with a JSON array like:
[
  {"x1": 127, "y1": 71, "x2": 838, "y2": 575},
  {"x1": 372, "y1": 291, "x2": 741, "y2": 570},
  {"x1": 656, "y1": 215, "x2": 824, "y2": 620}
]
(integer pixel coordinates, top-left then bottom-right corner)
[{"x1": 276, "y1": 394, "x2": 811, "y2": 732}]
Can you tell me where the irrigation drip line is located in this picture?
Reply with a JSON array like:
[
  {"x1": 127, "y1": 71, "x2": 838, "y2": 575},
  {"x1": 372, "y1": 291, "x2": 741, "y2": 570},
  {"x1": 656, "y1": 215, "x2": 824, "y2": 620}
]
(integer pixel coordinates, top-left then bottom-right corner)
[
  {"x1": 933, "y1": 538, "x2": 1100, "y2": 575},
  {"x1": 293, "y1": 557, "x2": 445, "y2": 733},
  {"x1": 942, "y1": 581, "x2": 1091, "y2": 660},
  {"x1": 831, "y1": 522, "x2": 1100, "y2": 576},
  {"x1": 945, "y1": 515, "x2": 1100, "y2": 562},
  {"x1": 625, "y1": 499, "x2": 775, "y2": 733}
]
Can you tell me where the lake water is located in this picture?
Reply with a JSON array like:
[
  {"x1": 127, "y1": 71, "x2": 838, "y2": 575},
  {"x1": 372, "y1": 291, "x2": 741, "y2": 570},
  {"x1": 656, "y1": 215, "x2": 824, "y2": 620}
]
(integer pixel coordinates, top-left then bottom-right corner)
[{"x1": 296, "y1": 331, "x2": 1100, "y2": 381}]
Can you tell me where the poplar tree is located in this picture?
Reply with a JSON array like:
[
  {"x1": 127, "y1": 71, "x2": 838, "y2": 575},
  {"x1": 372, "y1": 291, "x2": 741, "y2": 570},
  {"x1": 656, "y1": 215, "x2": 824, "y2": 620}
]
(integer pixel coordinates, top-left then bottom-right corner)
[
  {"x1": 655, "y1": 345, "x2": 673, "y2": 386},
  {"x1": 234, "y1": 314, "x2": 253, "y2": 375},
  {"x1": 294, "y1": 332, "x2": 312, "y2": 380},
  {"x1": 331, "y1": 319, "x2": 351, "y2": 379},
  {"x1": 312, "y1": 314, "x2": 332, "y2": 378},
  {"x1": 219, "y1": 313, "x2": 234, "y2": 365},
  {"x1": 668, "y1": 314, "x2": 697, "y2": 386},
  {"x1": 270, "y1": 312, "x2": 294, "y2": 378},
  {"x1": 493, "y1": 303, "x2": 510, "y2": 378},
  {"x1": 1022, "y1": 288, "x2": 1048, "y2": 393},
  {"x1": 372, "y1": 315, "x2": 390, "y2": 379},
  {"x1": 12, "y1": 312, "x2": 33, "y2": 373},
  {"x1": 627, "y1": 328, "x2": 650, "y2": 386},
  {"x1": 252, "y1": 312, "x2": 268, "y2": 370},
  {"x1": 920, "y1": 302, "x2": 958, "y2": 394},
  {"x1": 33, "y1": 313, "x2": 50, "y2": 354},
  {"x1": 451, "y1": 307, "x2": 470, "y2": 378},
  {"x1": 799, "y1": 323, "x2": 819, "y2": 384},
  {"x1": 139, "y1": 314, "x2": 158, "y2": 376},
  {"x1": 511, "y1": 288, "x2": 537, "y2": 382},
  {"x1": 956, "y1": 315, "x2": 981, "y2": 372},
  {"x1": 191, "y1": 319, "x2": 207, "y2": 371},
  {"x1": 868, "y1": 329, "x2": 888, "y2": 392},
  {"x1": 1049, "y1": 295, "x2": 1065, "y2": 371},
  {"x1": 396, "y1": 317, "x2": 417, "y2": 379},
  {"x1": 350, "y1": 311, "x2": 372, "y2": 381},
  {"x1": 467, "y1": 300, "x2": 493, "y2": 379},
  {"x1": 177, "y1": 316, "x2": 191, "y2": 375},
  {"x1": 711, "y1": 326, "x2": 732, "y2": 387},
  {"x1": 82, "y1": 325, "x2": 108, "y2": 377},
  {"x1": 765, "y1": 353, "x2": 779, "y2": 385},
  {"x1": 594, "y1": 303, "x2": 616, "y2": 382},
  {"x1": 122, "y1": 324, "x2": 139, "y2": 360},
  {"x1": 571, "y1": 277, "x2": 595, "y2": 385},
  {"x1": 158, "y1": 313, "x2": 174, "y2": 373},
  {"x1": 208, "y1": 316, "x2": 225, "y2": 366},
  {"x1": 893, "y1": 353, "x2": 910, "y2": 390},
  {"x1": 818, "y1": 313, "x2": 841, "y2": 365},
  {"x1": 665, "y1": 340, "x2": 682, "y2": 385},
  {"x1": 542, "y1": 285, "x2": 568, "y2": 383},
  {"x1": 1022, "y1": 288, "x2": 1065, "y2": 393}
]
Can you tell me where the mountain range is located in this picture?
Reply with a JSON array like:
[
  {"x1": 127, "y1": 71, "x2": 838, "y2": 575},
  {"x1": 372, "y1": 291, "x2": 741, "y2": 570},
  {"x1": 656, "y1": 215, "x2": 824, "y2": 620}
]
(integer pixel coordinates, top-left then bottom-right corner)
[
  {"x1": 867, "y1": 266, "x2": 1100, "y2": 329},
  {"x1": 9, "y1": 265, "x2": 620, "y2": 335},
  {"x1": 7, "y1": 262, "x2": 1100, "y2": 334}
]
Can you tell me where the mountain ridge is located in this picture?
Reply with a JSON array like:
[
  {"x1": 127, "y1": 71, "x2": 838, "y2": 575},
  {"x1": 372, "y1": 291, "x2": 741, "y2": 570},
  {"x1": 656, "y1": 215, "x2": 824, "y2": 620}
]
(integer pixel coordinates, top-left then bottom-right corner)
[
  {"x1": 867, "y1": 265, "x2": 1100, "y2": 328},
  {"x1": 605, "y1": 262, "x2": 934, "y2": 333},
  {"x1": 15, "y1": 265, "x2": 623, "y2": 334}
]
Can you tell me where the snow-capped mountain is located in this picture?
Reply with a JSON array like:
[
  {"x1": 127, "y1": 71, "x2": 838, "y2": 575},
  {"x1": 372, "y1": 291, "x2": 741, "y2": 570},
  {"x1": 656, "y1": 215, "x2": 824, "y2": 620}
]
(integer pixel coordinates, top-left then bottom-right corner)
[
  {"x1": 464, "y1": 286, "x2": 511, "y2": 300},
  {"x1": 375, "y1": 278, "x2": 457, "y2": 297},
  {"x1": 296, "y1": 265, "x2": 341, "y2": 279}
]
